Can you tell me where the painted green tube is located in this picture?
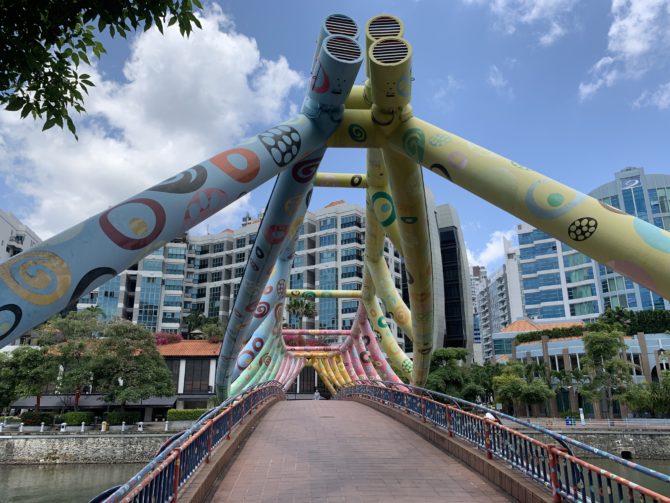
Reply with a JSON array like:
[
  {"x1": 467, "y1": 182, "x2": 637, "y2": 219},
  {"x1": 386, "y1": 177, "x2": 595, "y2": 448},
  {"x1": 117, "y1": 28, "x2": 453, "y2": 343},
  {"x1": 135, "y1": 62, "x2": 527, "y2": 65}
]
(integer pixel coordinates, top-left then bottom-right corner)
[{"x1": 366, "y1": 149, "x2": 403, "y2": 255}]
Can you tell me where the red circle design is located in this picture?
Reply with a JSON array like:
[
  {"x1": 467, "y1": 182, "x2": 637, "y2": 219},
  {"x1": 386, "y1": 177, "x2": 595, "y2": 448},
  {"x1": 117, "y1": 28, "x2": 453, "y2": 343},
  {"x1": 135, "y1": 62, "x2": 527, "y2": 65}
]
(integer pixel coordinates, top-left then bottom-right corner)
[
  {"x1": 210, "y1": 148, "x2": 260, "y2": 183},
  {"x1": 99, "y1": 198, "x2": 166, "y2": 251}
]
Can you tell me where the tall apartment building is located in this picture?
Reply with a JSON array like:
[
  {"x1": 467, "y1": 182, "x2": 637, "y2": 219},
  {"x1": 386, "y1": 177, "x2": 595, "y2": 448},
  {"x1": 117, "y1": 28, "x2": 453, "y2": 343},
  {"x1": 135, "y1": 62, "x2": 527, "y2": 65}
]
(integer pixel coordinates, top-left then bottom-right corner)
[
  {"x1": 470, "y1": 266, "x2": 488, "y2": 363},
  {"x1": 0, "y1": 209, "x2": 41, "y2": 262},
  {"x1": 79, "y1": 202, "x2": 406, "y2": 343},
  {"x1": 434, "y1": 203, "x2": 473, "y2": 354},
  {"x1": 478, "y1": 238, "x2": 524, "y2": 361},
  {"x1": 517, "y1": 167, "x2": 670, "y2": 323}
]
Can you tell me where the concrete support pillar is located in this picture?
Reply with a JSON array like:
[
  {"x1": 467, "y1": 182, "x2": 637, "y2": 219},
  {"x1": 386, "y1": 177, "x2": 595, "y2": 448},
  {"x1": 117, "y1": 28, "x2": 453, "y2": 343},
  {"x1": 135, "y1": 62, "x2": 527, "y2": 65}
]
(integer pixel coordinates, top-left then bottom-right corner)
[
  {"x1": 637, "y1": 332, "x2": 653, "y2": 382},
  {"x1": 563, "y1": 348, "x2": 579, "y2": 412},
  {"x1": 541, "y1": 336, "x2": 558, "y2": 417}
]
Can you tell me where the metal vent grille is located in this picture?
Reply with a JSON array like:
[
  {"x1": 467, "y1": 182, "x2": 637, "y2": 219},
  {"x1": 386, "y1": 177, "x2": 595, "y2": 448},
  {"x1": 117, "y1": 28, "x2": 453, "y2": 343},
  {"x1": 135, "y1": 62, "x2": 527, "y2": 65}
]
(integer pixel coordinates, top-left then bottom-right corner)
[
  {"x1": 371, "y1": 39, "x2": 408, "y2": 64},
  {"x1": 326, "y1": 36, "x2": 361, "y2": 62},
  {"x1": 325, "y1": 14, "x2": 357, "y2": 37},
  {"x1": 368, "y1": 16, "x2": 401, "y2": 39}
]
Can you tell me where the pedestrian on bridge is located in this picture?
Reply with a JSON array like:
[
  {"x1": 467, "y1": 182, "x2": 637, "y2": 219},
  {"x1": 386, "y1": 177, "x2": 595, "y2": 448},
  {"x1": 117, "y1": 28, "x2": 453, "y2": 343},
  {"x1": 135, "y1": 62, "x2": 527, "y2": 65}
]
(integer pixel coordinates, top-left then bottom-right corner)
[{"x1": 313, "y1": 389, "x2": 321, "y2": 400}]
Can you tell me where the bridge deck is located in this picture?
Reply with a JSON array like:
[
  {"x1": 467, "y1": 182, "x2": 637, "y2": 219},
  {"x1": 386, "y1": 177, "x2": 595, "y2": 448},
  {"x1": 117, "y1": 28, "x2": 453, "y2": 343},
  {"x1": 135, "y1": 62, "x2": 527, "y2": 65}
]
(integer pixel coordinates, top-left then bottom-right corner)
[{"x1": 210, "y1": 400, "x2": 512, "y2": 502}]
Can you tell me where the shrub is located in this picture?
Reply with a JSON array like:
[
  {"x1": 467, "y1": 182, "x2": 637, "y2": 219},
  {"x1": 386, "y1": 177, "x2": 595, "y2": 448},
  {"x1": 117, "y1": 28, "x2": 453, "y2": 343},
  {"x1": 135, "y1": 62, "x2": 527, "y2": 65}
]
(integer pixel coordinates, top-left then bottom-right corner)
[
  {"x1": 20, "y1": 411, "x2": 55, "y2": 426},
  {"x1": 515, "y1": 326, "x2": 585, "y2": 344},
  {"x1": 154, "y1": 332, "x2": 184, "y2": 345},
  {"x1": 62, "y1": 411, "x2": 94, "y2": 425},
  {"x1": 3, "y1": 416, "x2": 22, "y2": 423},
  {"x1": 167, "y1": 408, "x2": 208, "y2": 421},
  {"x1": 106, "y1": 410, "x2": 141, "y2": 425}
]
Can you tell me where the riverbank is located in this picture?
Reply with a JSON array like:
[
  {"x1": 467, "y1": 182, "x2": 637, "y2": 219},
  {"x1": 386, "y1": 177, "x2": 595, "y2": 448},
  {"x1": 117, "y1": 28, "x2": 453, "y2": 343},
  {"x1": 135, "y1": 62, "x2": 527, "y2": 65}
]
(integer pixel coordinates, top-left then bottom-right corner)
[{"x1": 0, "y1": 433, "x2": 172, "y2": 464}]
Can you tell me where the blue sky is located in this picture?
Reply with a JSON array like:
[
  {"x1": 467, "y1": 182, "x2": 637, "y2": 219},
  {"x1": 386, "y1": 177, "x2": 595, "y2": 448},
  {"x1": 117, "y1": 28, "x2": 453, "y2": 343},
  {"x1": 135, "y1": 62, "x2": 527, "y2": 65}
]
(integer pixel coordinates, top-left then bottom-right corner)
[{"x1": 1, "y1": 0, "x2": 669, "y2": 271}]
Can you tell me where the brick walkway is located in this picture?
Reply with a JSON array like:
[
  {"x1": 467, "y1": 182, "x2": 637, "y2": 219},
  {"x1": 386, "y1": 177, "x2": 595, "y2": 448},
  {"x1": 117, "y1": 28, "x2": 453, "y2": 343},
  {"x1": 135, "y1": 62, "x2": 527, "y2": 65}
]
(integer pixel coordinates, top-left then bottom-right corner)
[{"x1": 210, "y1": 400, "x2": 512, "y2": 502}]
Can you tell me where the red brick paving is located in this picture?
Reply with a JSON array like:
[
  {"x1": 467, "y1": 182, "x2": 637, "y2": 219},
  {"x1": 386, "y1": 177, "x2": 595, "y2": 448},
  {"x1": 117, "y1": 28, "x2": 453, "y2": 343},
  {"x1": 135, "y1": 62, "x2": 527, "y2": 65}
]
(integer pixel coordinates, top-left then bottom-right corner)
[{"x1": 210, "y1": 400, "x2": 513, "y2": 502}]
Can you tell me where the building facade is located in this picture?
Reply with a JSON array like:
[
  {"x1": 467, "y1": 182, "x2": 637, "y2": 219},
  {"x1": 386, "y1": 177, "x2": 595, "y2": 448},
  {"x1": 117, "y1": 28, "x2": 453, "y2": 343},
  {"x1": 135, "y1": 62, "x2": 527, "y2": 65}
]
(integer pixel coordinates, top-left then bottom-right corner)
[{"x1": 0, "y1": 209, "x2": 41, "y2": 262}]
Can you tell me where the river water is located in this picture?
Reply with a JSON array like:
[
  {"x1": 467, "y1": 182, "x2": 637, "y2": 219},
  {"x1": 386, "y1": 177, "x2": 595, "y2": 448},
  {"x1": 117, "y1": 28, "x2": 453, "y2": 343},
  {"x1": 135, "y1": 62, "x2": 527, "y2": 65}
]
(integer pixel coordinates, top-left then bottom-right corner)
[
  {"x1": 0, "y1": 459, "x2": 668, "y2": 501},
  {"x1": 0, "y1": 463, "x2": 143, "y2": 503}
]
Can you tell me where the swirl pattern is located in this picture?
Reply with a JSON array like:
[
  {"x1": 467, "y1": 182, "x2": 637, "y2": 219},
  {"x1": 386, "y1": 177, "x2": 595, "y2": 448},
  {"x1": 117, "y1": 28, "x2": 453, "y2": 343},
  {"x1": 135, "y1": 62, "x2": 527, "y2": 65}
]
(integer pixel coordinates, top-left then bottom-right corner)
[
  {"x1": 371, "y1": 191, "x2": 397, "y2": 227},
  {"x1": 348, "y1": 124, "x2": 367, "y2": 143},
  {"x1": 100, "y1": 198, "x2": 166, "y2": 250},
  {"x1": 0, "y1": 251, "x2": 71, "y2": 305},
  {"x1": 402, "y1": 128, "x2": 425, "y2": 163},
  {"x1": 292, "y1": 157, "x2": 321, "y2": 183},
  {"x1": 149, "y1": 165, "x2": 207, "y2": 193},
  {"x1": 0, "y1": 304, "x2": 22, "y2": 342}
]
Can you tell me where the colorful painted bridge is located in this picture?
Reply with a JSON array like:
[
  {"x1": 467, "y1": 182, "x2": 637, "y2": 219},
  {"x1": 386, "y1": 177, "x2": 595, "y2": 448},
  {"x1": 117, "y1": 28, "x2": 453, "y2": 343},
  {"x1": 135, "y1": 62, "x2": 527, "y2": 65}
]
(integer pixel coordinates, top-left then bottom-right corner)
[{"x1": 2, "y1": 12, "x2": 670, "y2": 503}]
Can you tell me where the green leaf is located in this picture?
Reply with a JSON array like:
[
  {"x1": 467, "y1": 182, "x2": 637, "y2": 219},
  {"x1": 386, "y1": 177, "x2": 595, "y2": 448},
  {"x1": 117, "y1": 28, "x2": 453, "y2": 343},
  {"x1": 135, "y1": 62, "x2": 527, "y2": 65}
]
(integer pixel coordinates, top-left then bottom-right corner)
[
  {"x1": 72, "y1": 52, "x2": 80, "y2": 66},
  {"x1": 168, "y1": 16, "x2": 177, "y2": 27},
  {"x1": 20, "y1": 102, "x2": 33, "y2": 118},
  {"x1": 42, "y1": 117, "x2": 57, "y2": 131},
  {"x1": 5, "y1": 96, "x2": 24, "y2": 112}
]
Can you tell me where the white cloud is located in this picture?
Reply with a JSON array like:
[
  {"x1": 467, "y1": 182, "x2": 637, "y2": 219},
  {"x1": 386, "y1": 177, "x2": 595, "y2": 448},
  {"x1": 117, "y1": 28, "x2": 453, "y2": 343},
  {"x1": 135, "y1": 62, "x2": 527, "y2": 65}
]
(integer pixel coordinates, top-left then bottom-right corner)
[
  {"x1": 467, "y1": 228, "x2": 516, "y2": 270},
  {"x1": 462, "y1": 0, "x2": 578, "y2": 44},
  {"x1": 488, "y1": 65, "x2": 515, "y2": 98},
  {"x1": 0, "y1": 5, "x2": 303, "y2": 239},
  {"x1": 431, "y1": 75, "x2": 461, "y2": 109},
  {"x1": 634, "y1": 81, "x2": 670, "y2": 109},
  {"x1": 579, "y1": 0, "x2": 670, "y2": 100}
]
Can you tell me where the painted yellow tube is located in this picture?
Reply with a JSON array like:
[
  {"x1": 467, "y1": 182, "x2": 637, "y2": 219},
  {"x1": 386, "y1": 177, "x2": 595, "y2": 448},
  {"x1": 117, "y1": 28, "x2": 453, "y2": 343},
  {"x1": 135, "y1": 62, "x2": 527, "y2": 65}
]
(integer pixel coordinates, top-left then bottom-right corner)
[
  {"x1": 361, "y1": 268, "x2": 413, "y2": 378},
  {"x1": 322, "y1": 356, "x2": 343, "y2": 390},
  {"x1": 335, "y1": 354, "x2": 353, "y2": 384},
  {"x1": 325, "y1": 109, "x2": 382, "y2": 148},
  {"x1": 287, "y1": 289, "x2": 362, "y2": 299},
  {"x1": 344, "y1": 85, "x2": 369, "y2": 109},
  {"x1": 386, "y1": 116, "x2": 670, "y2": 301},
  {"x1": 329, "y1": 355, "x2": 349, "y2": 387},
  {"x1": 366, "y1": 148, "x2": 403, "y2": 255},
  {"x1": 314, "y1": 359, "x2": 337, "y2": 395},
  {"x1": 314, "y1": 173, "x2": 368, "y2": 188},
  {"x1": 382, "y1": 147, "x2": 434, "y2": 386}
]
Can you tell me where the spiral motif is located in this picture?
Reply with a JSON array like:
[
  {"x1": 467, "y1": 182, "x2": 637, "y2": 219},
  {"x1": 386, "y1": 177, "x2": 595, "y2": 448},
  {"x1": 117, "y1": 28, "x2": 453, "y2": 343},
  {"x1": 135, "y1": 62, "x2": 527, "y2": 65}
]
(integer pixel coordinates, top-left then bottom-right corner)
[
  {"x1": 67, "y1": 267, "x2": 117, "y2": 308},
  {"x1": 210, "y1": 147, "x2": 260, "y2": 183},
  {"x1": 348, "y1": 124, "x2": 367, "y2": 143},
  {"x1": 237, "y1": 350, "x2": 255, "y2": 371},
  {"x1": 360, "y1": 351, "x2": 371, "y2": 364},
  {"x1": 100, "y1": 198, "x2": 166, "y2": 251},
  {"x1": 371, "y1": 191, "x2": 397, "y2": 227},
  {"x1": 363, "y1": 335, "x2": 371, "y2": 346},
  {"x1": 0, "y1": 250, "x2": 71, "y2": 305},
  {"x1": 350, "y1": 175, "x2": 363, "y2": 187},
  {"x1": 292, "y1": 157, "x2": 321, "y2": 183},
  {"x1": 263, "y1": 354, "x2": 272, "y2": 366},
  {"x1": 525, "y1": 179, "x2": 586, "y2": 220},
  {"x1": 274, "y1": 302, "x2": 283, "y2": 320},
  {"x1": 0, "y1": 304, "x2": 22, "y2": 342},
  {"x1": 252, "y1": 337, "x2": 264, "y2": 352},
  {"x1": 303, "y1": 291, "x2": 316, "y2": 300},
  {"x1": 264, "y1": 285, "x2": 273, "y2": 295},
  {"x1": 402, "y1": 128, "x2": 425, "y2": 163},
  {"x1": 377, "y1": 316, "x2": 388, "y2": 328},
  {"x1": 254, "y1": 301, "x2": 270, "y2": 318},
  {"x1": 149, "y1": 165, "x2": 207, "y2": 193}
]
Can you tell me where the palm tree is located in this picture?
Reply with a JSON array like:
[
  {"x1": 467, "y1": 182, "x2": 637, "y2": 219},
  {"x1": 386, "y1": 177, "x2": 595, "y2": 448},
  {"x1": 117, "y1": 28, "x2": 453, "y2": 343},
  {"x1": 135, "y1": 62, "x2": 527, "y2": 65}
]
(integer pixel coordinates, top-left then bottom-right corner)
[{"x1": 286, "y1": 299, "x2": 316, "y2": 330}]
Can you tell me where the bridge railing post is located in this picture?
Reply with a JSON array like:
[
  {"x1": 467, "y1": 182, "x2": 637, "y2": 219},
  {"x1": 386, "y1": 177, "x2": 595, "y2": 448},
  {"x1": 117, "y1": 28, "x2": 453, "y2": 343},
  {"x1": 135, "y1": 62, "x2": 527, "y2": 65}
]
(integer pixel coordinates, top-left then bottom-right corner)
[
  {"x1": 172, "y1": 447, "x2": 182, "y2": 503},
  {"x1": 548, "y1": 446, "x2": 563, "y2": 503},
  {"x1": 206, "y1": 420, "x2": 213, "y2": 464},
  {"x1": 445, "y1": 404, "x2": 453, "y2": 437},
  {"x1": 227, "y1": 409, "x2": 232, "y2": 440},
  {"x1": 421, "y1": 396, "x2": 426, "y2": 423},
  {"x1": 484, "y1": 420, "x2": 493, "y2": 459}
]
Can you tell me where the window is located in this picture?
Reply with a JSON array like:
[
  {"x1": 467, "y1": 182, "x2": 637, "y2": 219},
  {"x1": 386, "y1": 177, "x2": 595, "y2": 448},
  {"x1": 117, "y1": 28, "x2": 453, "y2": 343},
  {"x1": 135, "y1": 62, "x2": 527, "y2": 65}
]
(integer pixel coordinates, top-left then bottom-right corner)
[
  {"x1": 162, "y1": 312, "x2": 181, "y2": 324},
  {"x1": 518, "y1": 229, "x2": 551, "y2": 245},
  {"x1": 342, "y1": 282, "x2": 362, "y2": 290},
  {"x1": 194, "y1": 258, "x2": 208, "y2": 269},
  {"x1": 235, "y1": 252, "x2": 245, "y2": 263},
  {"x1": 290, "y1": 273, "x2": 303, "y2": 289},
  {"x1": 319, "y1": 217, "x2": 337, "y2": 230},
  {"x1": 235, "y1": 267, "x2": 244, "y2": 278},
  {"x1": 212, "y1": 243, "x2": 225, "y2": 253},
  {"x1": 249, "y1": 233, "x2": 257, "y2": 244},
  {"x1": 165, "y1": 263, "x2": 184, "y2": 275},
  {"x1": 565, "y1": 267, "x2": 594, "y2": 283},
  {"x1": 194, "y1": 245, "x2": 210, "y2": 255},
  {"x1": 212, "y1": 257, "x2": 224, "y2": 268},
  {"x1": 236, "y1": 237, "x2": 246, "y2": 248},
  {"x1": 341, "y1": 265, "x2": 362, "y2": 278},
  {"x1": 568, "y1": 284, "x2": 596, "y2": 300},
  {"x1": 183, "y1": 359, "x2": 211, "y2": 394},
  {"x1": 341, "y1": 214, "x2": 362, "y2": 228},
  {"x1": 319, "y1": 298, "x2": 337, "y2": 329},
  {"x1": 524, "y1": 288, "x2": 563, "y2": 305},
  {"x1": 165, "y1": 279, "x2": 183, "y2": 291},
  {"x1": 210, "y1": 271, "x2": 222, "y2": 282},
  {"x1": 293, "y1": 255, "x2": 305, "y2": 267},
  {"x1": 208, "y1": 286, "x2": 221, "y2": 316},
  {"x1": 341, "y1": 231, "x2": 363, "y2": 245},
  {"x1": 163, "y1": 295, "x2": 182, "y2": 307},
  {"x1": 523, "y1": 273, "x2": 561, "y2": 290},
  {"x1": 319, "y1": 234, "x2": 336, "y2": 247},
  {"x1": 569, "y1": 301, "x2": 598, "y2": 316},
  {"x1": 341, "y1": 247, "x2": 362, "y2": 262},
  {"x1": 165, "y1": 359, "x2": 180, "y2": 387},
  {"x1": 563, "y1": 253, "x2": 592, "y2": 268},
  {"x1": 539, "y1": 305, "x2": 566, "y2": 318},
  {"x1": 319, "y1": 250, "x2": 337, "y2": 263},
  {"x1": 342, "y1": 300, "x2": 358, "y2": 314},
  {"x1": 137, "y1": 277, "x2": 161, "y2": 331},
  {"x1": 142, "y1": 259, "x2": 163, "y2": 271},
  {"x1": 320, "y1": 268, "x2": 338, "y2": 289},
  {"x1": 167, "y1": 247, "x2": 186, "y2": 259},
  {"x1": 296, "y1": 240, "x2": 305, "y2": 251}
]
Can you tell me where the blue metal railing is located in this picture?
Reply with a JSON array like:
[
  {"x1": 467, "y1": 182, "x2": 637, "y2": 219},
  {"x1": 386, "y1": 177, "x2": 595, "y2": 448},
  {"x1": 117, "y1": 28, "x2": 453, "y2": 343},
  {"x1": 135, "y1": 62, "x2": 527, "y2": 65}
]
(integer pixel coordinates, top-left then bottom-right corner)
[
  {"x1": 94, "y1": 381, "x2": 285, "y2": 503},
  {"x1": 338, "y1": 380, "x2": 670, "y2": 503}
]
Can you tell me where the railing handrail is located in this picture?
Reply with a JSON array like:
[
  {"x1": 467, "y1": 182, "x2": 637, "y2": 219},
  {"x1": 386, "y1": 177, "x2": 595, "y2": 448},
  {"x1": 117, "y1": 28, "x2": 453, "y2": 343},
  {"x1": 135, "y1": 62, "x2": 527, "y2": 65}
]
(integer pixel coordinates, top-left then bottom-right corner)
[
  {"x1": 340, "y1": 380, "x2": 670, "y2": 487},
  {"x1": 99, "y1": 380, "x2": 285, "y2": 503}
]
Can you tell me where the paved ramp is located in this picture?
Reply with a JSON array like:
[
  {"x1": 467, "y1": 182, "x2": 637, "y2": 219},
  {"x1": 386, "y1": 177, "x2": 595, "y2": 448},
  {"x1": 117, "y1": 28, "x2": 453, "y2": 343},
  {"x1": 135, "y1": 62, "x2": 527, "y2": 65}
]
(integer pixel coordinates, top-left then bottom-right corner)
[{"x1": 210, "y1": 400, "x2": 512, "y2": 502}]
